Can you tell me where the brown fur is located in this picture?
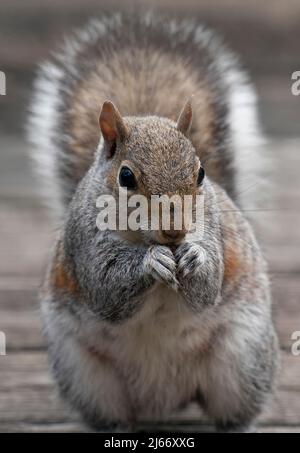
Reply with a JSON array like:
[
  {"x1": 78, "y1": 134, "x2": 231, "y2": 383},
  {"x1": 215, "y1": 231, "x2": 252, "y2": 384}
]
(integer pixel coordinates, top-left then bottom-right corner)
[
  {"x1": 50, "y1": 242, "x2": 80, "y2": 297},
  {"x1": 220, "y1": 195, "x2": 256, "y2": 289},
  {"x1": 223, "y1": 243, "x2": 241, "y2": 284},
  {"x1": 67, "y1": 47, "x2": 221, "y2": 184}
]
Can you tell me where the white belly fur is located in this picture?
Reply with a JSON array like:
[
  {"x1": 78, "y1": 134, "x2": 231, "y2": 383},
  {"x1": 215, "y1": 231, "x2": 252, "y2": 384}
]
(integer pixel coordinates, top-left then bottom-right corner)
[{"x1": 82, "y1": 284, "x2": 220, "y2": 420}]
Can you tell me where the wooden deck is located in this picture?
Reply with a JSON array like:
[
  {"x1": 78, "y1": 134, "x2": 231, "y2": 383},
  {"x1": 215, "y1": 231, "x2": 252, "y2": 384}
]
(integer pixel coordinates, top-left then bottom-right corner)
[
  {"x1": 0, "y1": 0, "x2": 300, "y2": 433},
  {"x1": 0, "y1": 136, "x2": 300, "y2": 432}
]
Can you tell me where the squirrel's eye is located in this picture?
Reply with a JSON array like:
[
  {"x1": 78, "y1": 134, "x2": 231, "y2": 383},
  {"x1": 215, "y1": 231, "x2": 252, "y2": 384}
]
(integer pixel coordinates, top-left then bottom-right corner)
[
  {"x1": 197, "y1": 167, "x2": 205, "y2": 186},
  {"x1": 119, "y1": 166, "x2": 137, "y2": 190}
]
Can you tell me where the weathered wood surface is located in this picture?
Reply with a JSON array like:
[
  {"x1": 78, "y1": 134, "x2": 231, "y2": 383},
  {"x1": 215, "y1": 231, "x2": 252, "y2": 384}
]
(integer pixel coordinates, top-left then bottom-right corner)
[
  {"x1": 0, "y1": 135, "x2": 300, "y2": 432},
  {"x1": 0, "y1": 0, "x2": 300, "y2": 138},
  {"x1": 0, "y1": 0, "x2": 300, "y2": 433}
]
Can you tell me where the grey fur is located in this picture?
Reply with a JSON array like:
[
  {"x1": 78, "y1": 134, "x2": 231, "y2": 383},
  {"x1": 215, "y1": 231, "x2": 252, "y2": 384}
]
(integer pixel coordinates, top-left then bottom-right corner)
[{"x1": 30, "y1": 13, "x2": 279, "y2": 432}]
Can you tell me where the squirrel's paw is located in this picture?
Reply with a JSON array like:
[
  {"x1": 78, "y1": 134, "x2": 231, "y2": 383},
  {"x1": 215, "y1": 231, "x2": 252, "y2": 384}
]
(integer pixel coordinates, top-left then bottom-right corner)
[
  {"x1": 175, "y1": 242, "x2": 206, "y2": 278},
  {"x1": 144, "y1": 245, "x2": 178, "y2": 290}
]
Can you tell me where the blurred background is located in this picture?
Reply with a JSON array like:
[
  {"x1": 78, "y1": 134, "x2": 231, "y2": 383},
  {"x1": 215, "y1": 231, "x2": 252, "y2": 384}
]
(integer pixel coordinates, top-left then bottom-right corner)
[{"x1": 0, "y1": 0, "x2": 299, "y2": 432}]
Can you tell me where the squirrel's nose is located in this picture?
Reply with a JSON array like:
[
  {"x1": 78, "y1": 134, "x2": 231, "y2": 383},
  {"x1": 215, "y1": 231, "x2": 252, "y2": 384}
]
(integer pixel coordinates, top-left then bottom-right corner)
[{"x1": 161, "y1": 229, "x2": 186, "y2": 243}]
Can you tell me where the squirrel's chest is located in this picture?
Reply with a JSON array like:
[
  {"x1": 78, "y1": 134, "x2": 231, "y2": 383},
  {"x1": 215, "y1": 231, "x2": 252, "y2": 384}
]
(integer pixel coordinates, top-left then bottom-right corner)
[
  {"x1": 117, "y1": 285, "x2": 198, "y2": 349},
  {"x1": 100, "y1": 285, "x2": 217, "y2": 416},
  {"x1": 109, "y1": 284, "x2": 217, "y2": 364}
]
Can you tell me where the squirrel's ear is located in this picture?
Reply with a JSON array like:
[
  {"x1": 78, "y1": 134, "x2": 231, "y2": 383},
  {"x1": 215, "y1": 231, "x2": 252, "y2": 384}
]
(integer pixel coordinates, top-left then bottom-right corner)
[
  {"x1": 99, "y1": 101, "x2": 128, "y2": 158},
  {"x1": 176, "y1": 98, "x2": 193, "y2": 136}
]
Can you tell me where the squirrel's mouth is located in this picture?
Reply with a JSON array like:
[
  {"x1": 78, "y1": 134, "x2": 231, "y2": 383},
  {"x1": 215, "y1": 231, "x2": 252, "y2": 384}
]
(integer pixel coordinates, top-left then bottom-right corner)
[{"x1": 155, "y1": 230, "x2": 186, "y2": 247}]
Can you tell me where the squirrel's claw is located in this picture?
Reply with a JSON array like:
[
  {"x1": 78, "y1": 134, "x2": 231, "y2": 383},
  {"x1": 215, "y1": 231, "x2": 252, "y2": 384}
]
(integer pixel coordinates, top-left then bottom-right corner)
[
  {"x1": 144, "y1": 245, "x2": 178, "y2": 290},
  {"x1": 175, "y1": 242, "x2": 206, "y2": 278}
]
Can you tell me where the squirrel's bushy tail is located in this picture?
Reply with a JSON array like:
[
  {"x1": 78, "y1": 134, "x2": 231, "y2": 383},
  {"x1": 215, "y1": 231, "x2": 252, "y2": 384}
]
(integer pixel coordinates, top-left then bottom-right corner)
[{"x1": 28, "y1": 13, "x2": 265, "y2": 219}]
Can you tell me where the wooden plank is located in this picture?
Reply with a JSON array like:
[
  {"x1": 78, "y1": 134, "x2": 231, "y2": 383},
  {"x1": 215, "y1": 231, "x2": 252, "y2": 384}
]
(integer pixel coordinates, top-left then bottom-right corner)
[
  {"x1": 0, "y1": 352, "x2": 50, "y2": 390},
  {"x1": 279, "y1": 355, "x2": 300, "y2": 390},
  {"x1": 260, "y1": 390, "x2": 300, "y2": 426},
  {"x1": 1, "y1": 422, "x2": 300, "y2": 433},
  {"x1": 0, "y1": 351, "x2": 299, "y2": 426},
  {"x1": 0, "y1": 290, "x2": 45, "y2": 350},
  {"x1": 0, "y1": 204, "x2": 54, "y2": 280},
  {"x1": 272, "y1": 275, "x2": 300, "y2": 351},
  {"x1": 0, "y1": 422, "x2": 87, "y2": 433},
  {"x1": 0, "y1": 352, "x2": 78, "y2": 423},
  {"x1": 1, "y1": 0, "x2": 299, "y2": 20},
  {"x1": 0, "y1": 391, "x2": 77, "y2": 424},
  {"x1": 259, "y1": 426, "x2": 300, "y2": 433}
]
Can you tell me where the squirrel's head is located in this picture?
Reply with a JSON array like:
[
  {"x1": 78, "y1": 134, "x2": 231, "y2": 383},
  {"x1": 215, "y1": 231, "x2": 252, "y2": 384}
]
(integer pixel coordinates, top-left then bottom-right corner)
[{"x1": 97, "y1": 99, "x2": 205, "y2": 246}]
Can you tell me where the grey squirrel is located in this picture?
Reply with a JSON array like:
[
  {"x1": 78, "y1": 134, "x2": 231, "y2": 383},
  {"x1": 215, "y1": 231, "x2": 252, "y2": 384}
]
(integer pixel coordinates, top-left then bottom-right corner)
[{"x1": 28, "y1": 13, "x2": 279, "y2": 432}]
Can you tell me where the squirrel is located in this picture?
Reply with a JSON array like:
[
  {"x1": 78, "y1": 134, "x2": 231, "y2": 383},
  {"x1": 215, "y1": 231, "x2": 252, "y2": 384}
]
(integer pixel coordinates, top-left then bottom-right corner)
[{"x1": 28, "y1": 13, "x2": 279, "y2": 432}]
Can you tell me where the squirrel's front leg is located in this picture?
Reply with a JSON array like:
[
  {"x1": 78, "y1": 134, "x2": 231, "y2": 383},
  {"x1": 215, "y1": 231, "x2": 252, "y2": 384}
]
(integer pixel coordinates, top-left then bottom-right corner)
[
  {"x1": 144, "y1": 245, "x2": 178, "y2": 290},
  {"x1": 175, "y1": 240, "x2": 223, "y2": 311},
  {"x1": 71, "y1": 236, "x2": 178, "y2": 322}
]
